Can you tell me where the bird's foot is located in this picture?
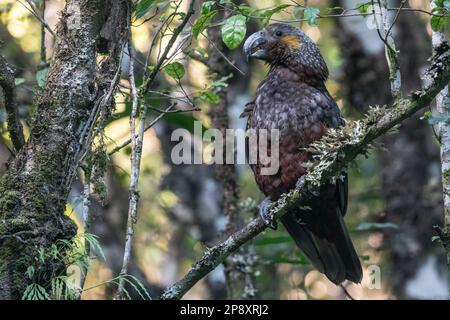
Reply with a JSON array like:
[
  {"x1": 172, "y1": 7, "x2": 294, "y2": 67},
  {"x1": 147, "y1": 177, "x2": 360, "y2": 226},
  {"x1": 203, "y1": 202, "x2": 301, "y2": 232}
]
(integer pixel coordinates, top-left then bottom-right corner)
[
  {"x1": 295, "y1": 176, "x2": 306, "y2": 191},
  {"x1": 259, "y1": 197, "x2": 277, "y2": 230}
]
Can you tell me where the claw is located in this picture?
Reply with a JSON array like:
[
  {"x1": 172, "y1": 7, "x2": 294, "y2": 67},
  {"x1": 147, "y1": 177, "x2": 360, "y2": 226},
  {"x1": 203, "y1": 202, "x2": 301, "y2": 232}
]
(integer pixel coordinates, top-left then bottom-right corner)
[
  {"x1": 259, "y1": 197, "x2": 278, "y2": 230},
  {"x1": 295, "y1": 176, "x2": 306, "y2": 191}
]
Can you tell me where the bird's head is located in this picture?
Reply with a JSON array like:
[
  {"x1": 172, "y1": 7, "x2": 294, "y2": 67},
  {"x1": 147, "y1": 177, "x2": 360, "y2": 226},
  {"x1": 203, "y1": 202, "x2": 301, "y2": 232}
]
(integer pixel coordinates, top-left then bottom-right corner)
[{"x1": 243, "y1": 23, "x2": 328, "y2": 81}]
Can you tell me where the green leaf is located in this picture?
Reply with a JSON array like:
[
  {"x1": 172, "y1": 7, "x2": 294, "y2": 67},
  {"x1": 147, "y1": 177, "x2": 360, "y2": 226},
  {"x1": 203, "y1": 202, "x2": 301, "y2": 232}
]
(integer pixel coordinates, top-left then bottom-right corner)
[
  {"x1": 256, "y1": 4, "x2": 290, "y2": 26},
  {"x1": 135, "y1": 0, "x2": 155, "y2": 19},
  {"x1": 356, "y1": 2, "x2": 371, "y2": 16},
  {"x1": 192, "y1": 11, "x2": 217, "y2": 39},
  {"x1": 211, "y1": 73, "x2": 233, "y2": 88},
  {"x1": 431, "y1": 15, "x2": 446, "y2": 32},
  {"x1": 421, "y1": 111, "x2": 433, "y2": 121},
  {"x1": 304, "y1": 7, "x2": 320, "y2": 26},
  {"x1": 201, "y1": 1, "x2": 215, "y2": 14},
  {"x1": 238, "y1": 4, "x2": 253, "y2": 16},
  {"x1": 354, "y1": 222, "x2": 399, "y2": 232},
  {"x1": 197, "y1": 90, "x2": 220, "y2": 104},
  {"x1": 221, "y1": 14, "x2": 247, "y2": 49},
  {"x1": 36, "y1": 68, "x2": 48, "y2": 88},
  {"x1": 162, "y1": 62, "x2": 185, "y2": 79}
]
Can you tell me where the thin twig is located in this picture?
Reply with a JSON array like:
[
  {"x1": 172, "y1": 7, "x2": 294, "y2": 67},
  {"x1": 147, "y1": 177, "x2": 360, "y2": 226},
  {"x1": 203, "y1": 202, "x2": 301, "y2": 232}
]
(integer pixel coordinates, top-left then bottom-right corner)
[
  {"x1": 141, "y1": 0, "x2": 196, "y2": 95},
  {"x1": 115, "y1": 33, "x2": 146, "y2": 299},
  {"x1": 18, "y1": 0, "x2": 56, "y2": 38},
  {"x1": 148, "y1": 105, "x2": 199, "y2": 113},
  {"x1": 186, "y1": 52, "x2": 209, "y2": 66},
  {"x1": 40, "y1": 0, "x2": 46, "y2": 63},
  {"x1": 199, "y1": 29, "x2": 246, "y2": 76}
]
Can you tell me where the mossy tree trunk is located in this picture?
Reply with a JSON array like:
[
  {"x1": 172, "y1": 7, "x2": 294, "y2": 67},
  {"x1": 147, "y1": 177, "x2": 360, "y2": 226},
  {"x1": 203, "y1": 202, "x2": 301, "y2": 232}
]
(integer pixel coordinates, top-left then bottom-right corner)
[{"x1": 0, "y1": 0, "x2": 129, "y2": 299}]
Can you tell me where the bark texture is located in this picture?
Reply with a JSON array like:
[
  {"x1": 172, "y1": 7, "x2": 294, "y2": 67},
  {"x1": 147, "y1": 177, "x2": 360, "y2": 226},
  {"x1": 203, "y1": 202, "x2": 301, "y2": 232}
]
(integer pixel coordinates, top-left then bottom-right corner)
[{"x1": 0, "y1": 0, "x2": 128, "y2": 299}]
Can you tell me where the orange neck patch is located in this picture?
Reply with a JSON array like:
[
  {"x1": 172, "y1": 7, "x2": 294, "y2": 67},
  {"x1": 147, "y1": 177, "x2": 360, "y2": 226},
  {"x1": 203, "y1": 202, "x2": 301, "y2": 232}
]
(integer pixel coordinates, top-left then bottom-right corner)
[{"x1": 280, "y1": 35, "x2": 302, "y2": 49}]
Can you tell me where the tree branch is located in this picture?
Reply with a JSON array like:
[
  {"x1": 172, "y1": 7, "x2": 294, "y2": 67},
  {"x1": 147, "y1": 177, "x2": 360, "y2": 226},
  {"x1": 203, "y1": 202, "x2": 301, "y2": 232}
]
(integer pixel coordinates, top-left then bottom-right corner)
[
  {"x1": 0, "y1": 55, "x2": 25, "y2": 152},
  {"x1": 160, "y1": 41, "x2": 450, "y2": 300}
]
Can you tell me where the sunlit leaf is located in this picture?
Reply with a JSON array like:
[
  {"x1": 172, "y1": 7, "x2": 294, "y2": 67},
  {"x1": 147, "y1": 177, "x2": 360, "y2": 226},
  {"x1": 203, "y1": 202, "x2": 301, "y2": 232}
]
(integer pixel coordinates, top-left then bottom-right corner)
[
  {"x1": 356, "y1": 2, "x2": 371, "y2": 16},
  {"x1": 201, "y1": 1, "x2": 215, "y2": 14},
  {"x1": 431, "y1": 15, "x2": 446, "y2": 32},
  {"x1": 192, "y1": 11, "x2": 217, "y2": 39},
  {"x1": 221, "y1": 14, "x2": 247, "y2": 49},
  {"x1": 211, "y1": 73, "x2": 233, "y2": 88}
]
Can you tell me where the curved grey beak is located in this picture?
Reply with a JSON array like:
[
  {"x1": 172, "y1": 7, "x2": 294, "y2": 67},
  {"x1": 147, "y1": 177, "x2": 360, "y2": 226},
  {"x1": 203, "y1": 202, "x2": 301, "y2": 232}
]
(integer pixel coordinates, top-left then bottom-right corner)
[{"x1": 243, "y1": 31, "x2": 268, "y2": 61}]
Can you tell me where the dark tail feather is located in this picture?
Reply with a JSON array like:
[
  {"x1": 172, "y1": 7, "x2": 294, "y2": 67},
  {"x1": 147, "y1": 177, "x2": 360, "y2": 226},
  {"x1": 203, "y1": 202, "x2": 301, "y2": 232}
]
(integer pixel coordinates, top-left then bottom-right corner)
[{"x1": 281, "y1": 211, "x2": 362, "y2": 285}]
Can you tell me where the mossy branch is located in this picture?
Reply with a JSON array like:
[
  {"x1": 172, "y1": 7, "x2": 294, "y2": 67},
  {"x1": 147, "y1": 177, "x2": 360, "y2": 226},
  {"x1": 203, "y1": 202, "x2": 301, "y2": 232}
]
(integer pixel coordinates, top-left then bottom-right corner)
[{"x1": 160, "y1": 42, "x2": 450, "y2": 300}]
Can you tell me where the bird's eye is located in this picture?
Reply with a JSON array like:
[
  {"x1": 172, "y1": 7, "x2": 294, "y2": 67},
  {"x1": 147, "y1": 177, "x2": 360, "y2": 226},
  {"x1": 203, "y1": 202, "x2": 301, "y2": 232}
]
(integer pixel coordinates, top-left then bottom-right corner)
[{"x1": 275, "y1": 30, "x2": 283, "y2": 37}]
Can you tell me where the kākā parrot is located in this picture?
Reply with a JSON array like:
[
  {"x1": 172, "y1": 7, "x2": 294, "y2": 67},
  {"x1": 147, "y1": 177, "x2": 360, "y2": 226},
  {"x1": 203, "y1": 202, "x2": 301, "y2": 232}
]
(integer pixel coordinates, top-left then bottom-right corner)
[{"x1": 242, "y1": 23, "x2": 362, "y2": 285}]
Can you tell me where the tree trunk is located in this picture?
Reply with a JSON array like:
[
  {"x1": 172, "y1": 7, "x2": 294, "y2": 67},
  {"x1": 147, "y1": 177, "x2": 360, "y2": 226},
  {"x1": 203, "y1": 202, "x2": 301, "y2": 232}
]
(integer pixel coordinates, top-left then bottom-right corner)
[{"x1": 0, "y1": 0, "x2": 128, "y2": 299}]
